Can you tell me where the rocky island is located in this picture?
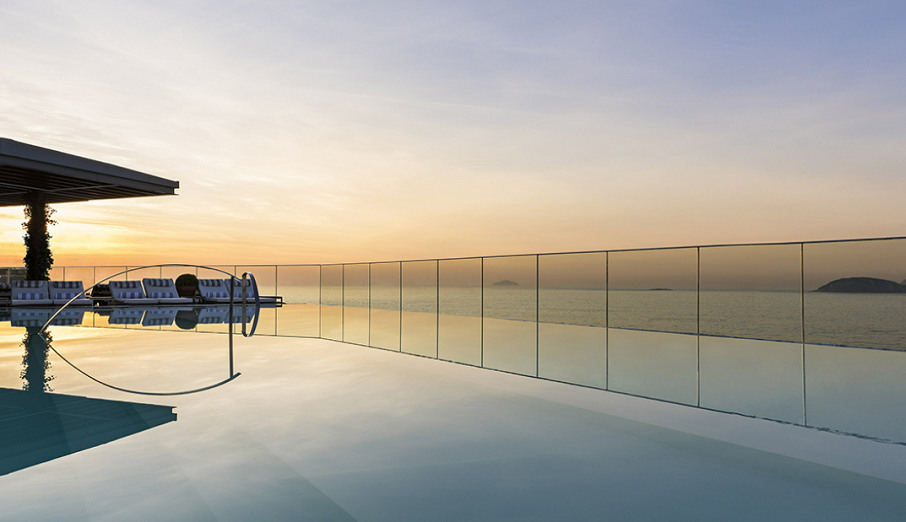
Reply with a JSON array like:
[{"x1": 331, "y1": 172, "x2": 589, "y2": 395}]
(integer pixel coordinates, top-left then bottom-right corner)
[
  {"x1": 491, "y1": 279, "x2": 520, "y2": 287},
  {"x1": 815, "y1": 276, "x2": 906, "y2": 293}
]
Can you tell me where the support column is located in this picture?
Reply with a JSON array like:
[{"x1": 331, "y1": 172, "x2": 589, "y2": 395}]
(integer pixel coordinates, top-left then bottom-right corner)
[{"x1": 23, "y1": 191, "x2": 55, "y2": 281}]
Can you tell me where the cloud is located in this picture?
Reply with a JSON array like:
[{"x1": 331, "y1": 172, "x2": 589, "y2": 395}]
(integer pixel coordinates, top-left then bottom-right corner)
[{"x1": 1, "y1": 1, "x2": 905, "y2": 266}]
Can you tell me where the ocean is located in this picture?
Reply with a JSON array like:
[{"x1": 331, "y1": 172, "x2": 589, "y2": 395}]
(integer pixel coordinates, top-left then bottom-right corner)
[{"x1": 275, "y1": 285, "x2": 906, "y2": 351}]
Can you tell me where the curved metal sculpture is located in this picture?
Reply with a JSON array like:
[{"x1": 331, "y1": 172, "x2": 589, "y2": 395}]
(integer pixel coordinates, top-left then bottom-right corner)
[{"x1": 37, "y1": 263, "x2": 259, "y2": 396}]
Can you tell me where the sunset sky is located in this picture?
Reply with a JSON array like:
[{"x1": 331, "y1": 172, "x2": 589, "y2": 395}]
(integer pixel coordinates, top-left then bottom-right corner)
[{"x1": 1, "y1": 1, "x2": 904, "y2": 267}]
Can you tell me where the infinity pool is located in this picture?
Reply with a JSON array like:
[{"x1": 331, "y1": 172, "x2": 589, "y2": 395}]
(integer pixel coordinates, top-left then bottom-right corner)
[{"x1": 2, "y1": 312, "x2": 906, "y2": 521}]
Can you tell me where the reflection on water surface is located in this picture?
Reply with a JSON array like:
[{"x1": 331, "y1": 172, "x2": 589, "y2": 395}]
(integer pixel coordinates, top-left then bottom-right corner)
[{"x1": 2, "y1": 305, "x2": 906, "y2": 520}]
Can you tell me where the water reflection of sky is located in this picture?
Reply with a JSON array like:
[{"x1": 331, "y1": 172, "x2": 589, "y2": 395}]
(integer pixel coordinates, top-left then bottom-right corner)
[{"x1": 2, "y1": 320, "x2": 906, "y2": 519}]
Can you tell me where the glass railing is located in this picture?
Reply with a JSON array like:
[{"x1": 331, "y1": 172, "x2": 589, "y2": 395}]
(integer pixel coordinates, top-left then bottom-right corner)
[{"x1": 38, "y1": 235, "x2": 906, "y2": 442}]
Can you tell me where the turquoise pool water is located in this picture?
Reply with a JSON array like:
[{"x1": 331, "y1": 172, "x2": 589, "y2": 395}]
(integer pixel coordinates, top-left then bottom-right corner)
[{"x1": 2, "y1": 309, "x2": 906, "y2": 520}]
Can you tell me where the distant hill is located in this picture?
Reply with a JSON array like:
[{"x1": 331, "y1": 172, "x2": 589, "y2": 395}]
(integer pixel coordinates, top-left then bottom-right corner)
[
  {"x1": 815, "y1": 277, "x2": 906, "y2": 293},
  {"x1": 491, "y1": 279, "x2": 520, "y2": 287}
]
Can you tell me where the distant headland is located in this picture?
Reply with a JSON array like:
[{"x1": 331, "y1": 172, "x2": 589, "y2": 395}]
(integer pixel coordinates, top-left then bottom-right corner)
[
  {"x1": 491, "y1": 279, "x2": 520, "y2": 287},
  {"x1": 815, "y1": 277, "x2": 906, "y2": 293}
]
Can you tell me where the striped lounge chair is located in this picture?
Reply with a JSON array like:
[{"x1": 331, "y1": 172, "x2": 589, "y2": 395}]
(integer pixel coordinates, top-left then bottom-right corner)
[
  {"x1": 11, "y1": 280, "x2": 53, "y2": 306},
  {"x1": 197, "y1": 279, "x2": 231, "y2": 303},
  {"x1": 109, "y1": 280, "x2": 158, "y2": 305},
  {"x1": 49, "y1": 281, "x2": 92, "y2": 306},
  {"x1": 141, "y1": 278, "x2": 193, "y2": 305}
]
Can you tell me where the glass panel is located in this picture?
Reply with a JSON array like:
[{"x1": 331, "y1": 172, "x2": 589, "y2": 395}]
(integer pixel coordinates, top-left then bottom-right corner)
[
  {"x1": 49, "y1": 266, "x2": 64, "y2": 280},
  {"x1": 276, "y1": 265, "x2": 321, "y2": 305},
  {"x1": 320, "y1": 265, "x2": 343, "y2": 341},
  {"x1": 804, "y1": 238, "x2": 906, "y2": 350},
  {"x1": 607, "y1": 329, "x2": 698, "y2": 405},
  {"x1": 608, "y1": 248, "x2": 697, "y2": 334},
  {"x1": 700, "y1": 244, "x2": 801, "y2": 342},
  {"x1": 161, "y1": 307, "x2": 201, "y2": 333},
  {"x1": 0, "y1": 266, "x2": 19, "y2": 284},
  {"x1": 195, "y1": 266, "x2": 235, "y2": 291},
  {"x1": 97, "y1": 306, "x2": 145, "y2": 329},
  {"x1": 237, "y1": 265, "x2": 277, "y2": 298},
  {"x1": 94, "y1": 266, "x2": 126, "y2": 282},
  {"x1": 274, "y1": 304, "x2": 321, "y2": 337},
  {"x1": 201, "y1": 265, "x2": 236, "y2": 278},
  {"x1": 79, "y1": 309, "x2": 96, "y2": 327},
  {"x1": 61, "y1": 266, "x2": 96, "y2": 287},
  {"x1": 401, "y1": 261, "x2": 437, "y2": 357},
  {"x1": 161, "y1": 265, "x2": 194, "y2": 282},
  {"x1": 537, "y1": 253, "x2": 606, "y2": 388},
  {"x1": 369, "y1": 262, "x2": 400, "y2": 351},
  {"x1": 275, "y1": 266, "x2": 321, "y2": 337},
  {"x1": 438, "y1": 258, "x2": 481, "y2": 365},
  {"x1": 483, "y1": 255, "x2": 536, "y2": 376},
  {"x1": 248, "y1": 306, "x2": 276, "y2": 336},
  {"x1": 343, "y1": 264, "x2": 370, "y2": 345},
  {"x1": 92, "y1": 267, "x2": 127, "y2": 301},
  {"x1": 195, "y1": 304, "x2": 238, "y2": 334},
  {"x1": 124, "y1": 266, "x2": 160, "y2": 282},
  {"x1": 805, "y1": 343, "x2": 906, "y2": 443},
  {"x1": 699, "y1": 336, "x2": 803, "y2": 423}
]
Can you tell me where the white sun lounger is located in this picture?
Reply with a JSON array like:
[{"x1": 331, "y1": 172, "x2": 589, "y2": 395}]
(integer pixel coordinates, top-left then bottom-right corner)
[
  {"x1": 49, "y1": 281, "x2": 92, "y2": 306},
  {"x1": 197, "y1": 279, "x2": 231, "y2": 303},
  {"x1": 11, "y1": 280, "x2": 53, "y2": 306},
  {"x1": 109, "y1": 280, "x2": 158, "y2": 305},
  {"x1": 142, "y1": 278, "x2": 193, "y2": 305}
]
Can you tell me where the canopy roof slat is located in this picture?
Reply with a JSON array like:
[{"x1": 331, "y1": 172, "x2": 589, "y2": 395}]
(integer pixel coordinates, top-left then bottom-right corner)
[{"x1": 0, "y1": 138, "x2": 178, "y2": 207}]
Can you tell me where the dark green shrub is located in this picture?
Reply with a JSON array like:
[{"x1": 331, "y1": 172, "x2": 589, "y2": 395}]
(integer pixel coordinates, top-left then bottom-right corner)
[
  {"x1": 175, "y1": 273, "x2": 198, "y2": 287},
  {"x1": 175, "y1": 273, "x2": 199, "y2": 298}
]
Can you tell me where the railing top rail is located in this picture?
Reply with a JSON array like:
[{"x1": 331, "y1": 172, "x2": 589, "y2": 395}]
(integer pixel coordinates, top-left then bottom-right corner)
[{"x1": 45, "y1": 234, "x2": 906, "y2": 270}]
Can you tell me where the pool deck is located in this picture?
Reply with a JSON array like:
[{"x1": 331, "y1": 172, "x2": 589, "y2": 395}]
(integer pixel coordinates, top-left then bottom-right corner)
[{"x1": 2, "y1": 330, "x2": 906, "y2": 520}]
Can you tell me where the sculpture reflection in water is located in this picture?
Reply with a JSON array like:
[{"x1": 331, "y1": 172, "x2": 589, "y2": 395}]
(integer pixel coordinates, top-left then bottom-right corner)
[
  {"x1": 1, "y1": 326, "x2": 177, "y2": 476},
  {"x1": 1, "y1": 264, "x2": 265, "y2": 475}
]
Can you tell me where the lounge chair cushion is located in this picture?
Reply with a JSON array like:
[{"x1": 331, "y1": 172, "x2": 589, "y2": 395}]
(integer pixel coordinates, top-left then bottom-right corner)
[
  {"x1": 109, "y1": 280, "x2": 158, "y2": 304},
  {"x1": 142, "y1": 278, "x2": 193, "y2": 304},
  {"x1": 49, "y1": 281, "x2": 92, "y2": 306},
  {"x1": 198, "y1": 279, "x2": 233, "y2": 302},
  {"x1": 11, "y1": 281, "x2": 53, "y2": 306}
]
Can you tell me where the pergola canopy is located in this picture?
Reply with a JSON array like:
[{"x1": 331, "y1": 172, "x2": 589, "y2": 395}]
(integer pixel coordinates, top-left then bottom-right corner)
[{"x1": 0, "y1": 138, "x2": 178, "y2": 207}]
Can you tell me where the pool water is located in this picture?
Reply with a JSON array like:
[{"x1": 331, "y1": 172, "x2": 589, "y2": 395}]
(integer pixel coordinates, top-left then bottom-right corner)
[{"x1": 2, "y1": 318, "x2": 906, "y2": 521}]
